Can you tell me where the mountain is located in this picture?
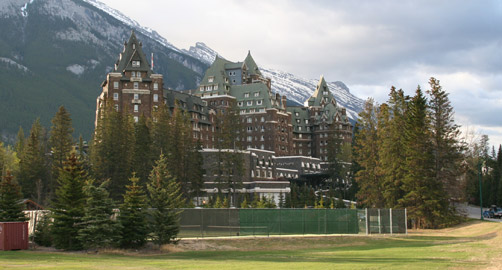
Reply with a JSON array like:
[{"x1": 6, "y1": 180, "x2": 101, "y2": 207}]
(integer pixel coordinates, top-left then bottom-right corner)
[
  {"x1": 184, "y1": 42, "x2": 364, "y2": 121},
  {"x1": 0, "y1": 0, "x2": 363, "y2": 143},
  {"x1": 0, "y1": 0, "x2": 208, "y2": 141}
]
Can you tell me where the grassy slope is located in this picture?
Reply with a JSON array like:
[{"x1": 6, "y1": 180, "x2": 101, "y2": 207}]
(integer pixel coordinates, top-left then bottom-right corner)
[{"x1": 0, "y1": 221, "x2": 500, "y2": 269}]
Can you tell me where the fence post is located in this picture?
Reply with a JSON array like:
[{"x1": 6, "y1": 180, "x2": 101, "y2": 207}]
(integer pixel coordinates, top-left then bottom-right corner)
[
  {"x1": 378, "y1": 209, "x2": 381, "y2": 234},
  {"x1": 324, "y1": 208, "x2": 327, "y2": 235},
  {"x1": 404, "y1": 208, "x2": 408, "y2": 235},
  {"x1": 390, "y1": 208, "x2": 393, "y2": 235},
  {"x1": 201, "y1": 208, "x2": 204, "y2": 238},
  {"x1": 365, "y1": 208, "x2": 369, "y2": 235}
]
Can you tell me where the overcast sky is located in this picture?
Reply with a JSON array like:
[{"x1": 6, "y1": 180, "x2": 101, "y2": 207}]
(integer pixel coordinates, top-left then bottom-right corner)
[{"x1": 99, "y1": 0, "x2": 502, "y2": 148}]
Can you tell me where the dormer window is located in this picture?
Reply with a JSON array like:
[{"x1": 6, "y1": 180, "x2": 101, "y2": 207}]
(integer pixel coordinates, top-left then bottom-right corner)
[
  {"x1": 131, "y1": 71, "x2": 136, "y2": 77},
  {"x1": 137, "y1": 71, "x2": 141, "y2": 77},
  {"x1": 254, "y1": 92, "x2": 259, "y2": 97},
  {"x1": 132, "y1": 61, "x2": 140, "y2": 67},
  {"x1": 323, "y1": 91, "x2": 328, "y2": 95},
  {"x1": 208, "y1": 77, "x2": 214, "y2": 83},
  {"x1": 244, "y1": 93, "x2": 250, "y2": 98},
  {"x1": 134, "y1": 82, "x2": 139, "y2": 89}
]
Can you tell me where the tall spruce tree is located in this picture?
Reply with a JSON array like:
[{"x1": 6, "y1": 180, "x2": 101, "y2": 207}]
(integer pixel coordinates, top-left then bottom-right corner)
[
  {"x1": 14, "y1": 127, "x2": 25, "y2": 157},
  {"x1": 147, "y1": 154, "x2": 183, "y2": 246},
  {"x1": 132, "y1": 115, "x2": 153, "y2": 185},
  {"x1": 151, "y1": 105, "x2": 171, "y2": 158},
  {"x1": 118, "y1": 174, "x2": 149, "y2": 249},
  {"x1": 91, "y1": 99, "x2": 135, "y2": 200},
  {"x1": 49, "y1": 106, "x2": 74, "y2": 192},
  {"x1": 17, "y1": 118, "x2": 48, "y2": 203},
  {"x1": 427, "y1": 77, "x2": 465, "y2": 221},
  {"x1": 51, "y1": 153, "x2": 87, "y2": 250},
  {"x1": 353, "y1": 99, "x2": 384, "y2": 207},
  {"x1": 0, "y1": 171, "x2": 27, "y2": 222},
  {"x1": 78, "y1": 180, "x2": 119, "y2": 250},
  {"x1": 378, "y1": 87, "x2": 408, "y2": 208},
  {"x1": 399, "y1": 87, "x2": 445, "y2": 229}
]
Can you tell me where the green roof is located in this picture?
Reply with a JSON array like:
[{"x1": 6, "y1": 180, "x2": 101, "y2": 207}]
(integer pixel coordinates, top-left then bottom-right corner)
[
  {"x1": 244, "y1": 51, "x2": 261, "y2": 76},
  {"x1": 305, "y1": 76, "x2": 336, "y2": 107},
  {"x1": 197, "y1": 56, "x2": 232, "y2": 95}
]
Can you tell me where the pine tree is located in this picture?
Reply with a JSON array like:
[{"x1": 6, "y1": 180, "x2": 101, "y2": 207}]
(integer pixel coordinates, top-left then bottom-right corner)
[
  {"x1": 240, "y1": 197, "x2": 249, "y2": 208},
  {"x1": 118, "y1": 174, "x2": 149, "y2": 249},
  {"x1": 151, "y1": 105, "x2": 171, "y2": 158},
  {"x1": 78, "y1": 180, "x2": 119, "y2": 250},
  {"x1": 353, "y1": 99, "x2": 384, "y2": 207},
  {"x1": 427, "y1": 77, "x2": 465, "y2": 222},
  {"x1": 147, "y1": 154, "x2": 183, "y2": 246},
  {"x1": 91, "y1": 99, "x2": 135, "y2": 201},
  {"x1": 214, "y1": 196, "x2": 223, "y2": 208},
  {"x1": 14, "y1": 127, "x2": 25, "y2": 157},
  {"x1": 278, "y1": 191, "x2": 285, "y2": 208},
  {"x1": 378, "y1": 88, "x2": 408, "y2": 208},
  {"x1": 399, "y1": 87, "x2": 444, "y2": 229},
  {"x1": 33, "y1": 213, "x2": 52, "y2": 247},
  {"x1": 132, "y1": 115, "x2": 153, "y2": 186},
  {"x1": 51, "y1": 153, "x2": 87, "y2": 250},
  {"x1": 49, "y1": 106, "x2": 74, "y2": 188},
  {"x1": 188, "y1": 142, "x2": 205, "y2": 205},
  {"x1": 0, "y1": 171, "x2": 27, "y2": 222},
  {"x1": 17, "y1": 118, "x2": 49, "y2": 203}
]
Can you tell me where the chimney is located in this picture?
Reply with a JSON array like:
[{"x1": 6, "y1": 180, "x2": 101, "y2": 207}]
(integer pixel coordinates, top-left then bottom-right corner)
[{"x1": 282, "y1": 95, "x2": 287, "y2": 108}]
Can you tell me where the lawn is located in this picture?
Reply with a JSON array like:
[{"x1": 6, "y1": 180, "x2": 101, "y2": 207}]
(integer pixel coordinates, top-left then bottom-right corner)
[{"x1": 0, "y1": 220, "x2": 500, "y2": 270}]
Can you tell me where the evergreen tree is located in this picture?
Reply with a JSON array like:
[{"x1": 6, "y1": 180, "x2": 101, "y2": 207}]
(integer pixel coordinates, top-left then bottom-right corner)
[
  {"x1": 278, "y1": 191, "x2": 285, "y2": 208},
  {"x1": 151, "y1": 105, "x2": 171, "y2": 158},
  {"x1": 0, "y1": 171, "x2": 27, "y2": 222},
  {"x1": 49, "y1": 106, "x2": 74, "y2": 188},
  {"x1": 378, "y1": 88, "x2": 408, "y2": 208},
  {"x1": 91, "y1": 99, "x2": 135, "y2": 200},
  {"x1": 353, "y1": 99, "x2": 384, "y2": 207},
  {"x1": 17, "y1": 118, "x2": 49, "y2": 203},
  {"x1": 214, "y1": 196, "x2": 223, "y2": 208},
  {"x1": 78, "y1": 180, "x2": 119, "y2": 250},
  {"x1": 327, "y1": 119, "x2": 352, "y2": 200},
  {"x1": 118, "y1": 174, "x2": 149, "y2": 249},
  {"x1": 147, "y1": 154, "x2": 183, "y2": 246},
  {"x1": 33, "y1": 213, "x2": 52, "y2": 247},
  {"x1": 51, "y1": 153, "x2": 87, "y2": 250},
  {"x1": 427, "y1": 77, "x2": 465, "y2": 221},
  {"x1": 132, "y1": 115, "x2": 153, "y2": 185},
  {"x1": 188, "y1": 142, "x2": 205, "y2": 205},
  {"x1": 240, "y1": 197, "x2": 249, "y2": 208},
  {"x1": 399, "y1": 87, "x2": 445, "y2": 229},
  {"x1": 14, "y1": 127, "x2": 25, "y2": 157}
]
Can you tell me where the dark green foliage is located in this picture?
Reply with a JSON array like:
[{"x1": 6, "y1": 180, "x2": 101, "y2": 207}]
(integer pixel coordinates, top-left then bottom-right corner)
[
  {"x1": 49, "y1": 105, "x2": 74, "y2": 191},
  {"x1": 17, "y1": 118, "x2": 49, "y2": 203},
  {"x1": 353, "y1": 99, "x2": 384, "y2": 208},
  {"x1": 147, "y1": 154, "x2": 183, "y2": 246},
  {"x1": 132, "y1": 116, "x2": 153, "y2": 186},
  {"x1": 51, "y1": 153, "x2": 87, "y2": 250},
  {"x1": 0, "y1": 171, "x2": 27, "y2": 222},
  {"x1": 118, "y1": 174, "x2": 149, "y2": 249},
  {"x1": 33, "y1": 213, "x2": 52, "y2": 247},
  {"x1": 78, "y1": 180, "x2": 119, "y2": 250},
  {"x1": 90, "y1": 99, "x2": 134, "y2": 201}
]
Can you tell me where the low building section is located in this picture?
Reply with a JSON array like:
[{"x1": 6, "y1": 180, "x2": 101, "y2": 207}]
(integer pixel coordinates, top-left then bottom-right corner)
[{"x1": 200, "y1": 148, "x2": 322, "y2": 204}]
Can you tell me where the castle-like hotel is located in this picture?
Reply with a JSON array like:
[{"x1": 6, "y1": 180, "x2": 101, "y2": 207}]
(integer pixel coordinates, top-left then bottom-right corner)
[{"x1": 96, "y1": 32, "x2": 353, "y2": 200}]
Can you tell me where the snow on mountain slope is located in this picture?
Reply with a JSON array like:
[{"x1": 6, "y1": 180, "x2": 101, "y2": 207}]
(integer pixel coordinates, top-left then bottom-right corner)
[{"x1": 185, "y1": 42, "x2": 364, "y2": 120}]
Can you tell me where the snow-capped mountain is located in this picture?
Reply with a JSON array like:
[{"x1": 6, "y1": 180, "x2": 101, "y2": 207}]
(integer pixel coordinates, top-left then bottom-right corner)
[{"x1": 184, "y1": 42, "x2": 364, "y2": 121}]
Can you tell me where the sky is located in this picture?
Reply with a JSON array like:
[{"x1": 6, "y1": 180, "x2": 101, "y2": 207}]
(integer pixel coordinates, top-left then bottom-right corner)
[{"x1": 98, "y1": 0, "x2": 502, "y2": 148}]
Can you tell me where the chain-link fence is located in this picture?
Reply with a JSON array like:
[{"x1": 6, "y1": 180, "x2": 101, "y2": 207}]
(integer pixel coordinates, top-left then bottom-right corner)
[
  {"x1": 179, "y1": 208, "x2": 406, "y2": 238},
  {"x1": 25, "y1": 208, "x2": 406, "y2": 238}
]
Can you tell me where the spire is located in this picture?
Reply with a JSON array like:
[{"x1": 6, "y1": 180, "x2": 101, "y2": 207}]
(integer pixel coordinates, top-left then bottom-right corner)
[
  {"x1": 113, "y1": 30, "x2": 152, "y2": 75},
  {"x1": 244, "y1": 50, "x2": 261, "y2": 76}
]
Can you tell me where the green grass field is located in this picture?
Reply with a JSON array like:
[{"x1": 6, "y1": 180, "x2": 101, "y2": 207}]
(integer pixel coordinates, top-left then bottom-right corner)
[{"x1": 1, "y1": 220, "x2": 500, "y2": 270}]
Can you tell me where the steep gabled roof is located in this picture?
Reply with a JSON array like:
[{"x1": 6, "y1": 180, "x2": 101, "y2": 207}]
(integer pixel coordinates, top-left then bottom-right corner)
[
  {"x1": 244, "y1": 51, "x2": 261, "y2": 76},
  {"x1": 305, "y1": 75, "x2": 336, "y2": 108},
  {"x1": 114, "y1": 30, "x2": 152, "y2": 76},
  {"x1": 197, "y1": 56, "x2": 233, "y2": 95}
]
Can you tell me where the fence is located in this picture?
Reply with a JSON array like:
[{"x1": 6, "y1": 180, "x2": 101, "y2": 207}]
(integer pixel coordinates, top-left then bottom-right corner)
[{"x1": 25, "y1": 208, "x2": 406, "y2": 238}]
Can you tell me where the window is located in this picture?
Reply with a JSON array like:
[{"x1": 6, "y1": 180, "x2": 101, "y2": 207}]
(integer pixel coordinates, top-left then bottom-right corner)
[
  {"x1": 137, "y1": 71, "x2": 141, "y2": 77},
  {"x1": 131, "y1": 71, "x2": 136, "y2": 77},
  {"x1": 114, "y1": 104, "x2": 119, "y2": 111},
  {"x1": 132, "y1": 61, "x2": 140, "y2": 67},
  {"x1": 134, "y1": 116, "x2": 139, "y2": 122},
  {"x1": 208, "y1": 77, "x2": 214, "y2": 83},
  {"x1": 134, "y1": 82, "x2": 138, "y2": 89},
  {"x1": 295, "y1": 112, "x2": 299, "y2": 116},
  {"x1": 153, "y1": 94, "x2": 158, "y2": 102},
  {"x1": 113, "y1": 81, "x2": 119, "y2": 89},
  {"x1": 323, "y1": 90, "x2": 328, "y2": 95},
  {"x1": 238, "y1": 101, "x2": 243, "y2": 107},
  {"x1": 261, "y1": 117, "x2": 265, "y2": 122},
  {"x1": 247, "y1": 136, "x2": 252, "y2": 142},
  {"x1": 134, "y1": 104, "x2": 139, "y2": 112},
  {"x1": 254, "y1": 92, "x2": 259, "y2": 97},
  {"x1": 256, "y1": 100, "x2": 262, "y2": 105},
  {"x1": 247, "y1": 118, "x2": 252, "y2": 123},
  {"x1": 154, "y1": 83, "x2": 158, "y2": 90},
  {"x1": 244, "y1": 93, "x2": 250, "y2": 98},
  {"x1": 134, "y1": 94, "x2": 139, "y2": 100},
  {"x1": 113, "y1": 93, "x2": 119, "y2": 101},
  {"x1": 247, "y1": 101, "x2": 253, "y2": 106}
]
